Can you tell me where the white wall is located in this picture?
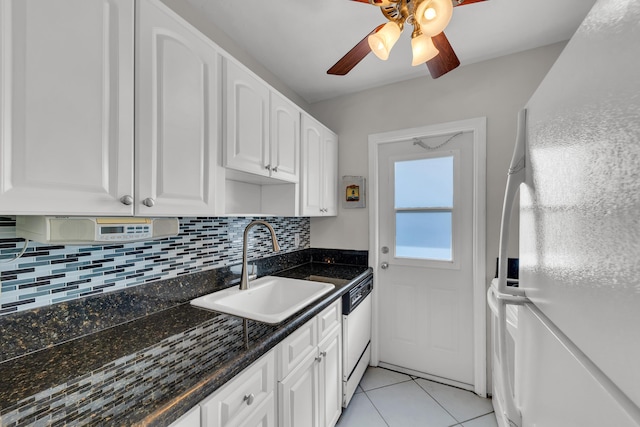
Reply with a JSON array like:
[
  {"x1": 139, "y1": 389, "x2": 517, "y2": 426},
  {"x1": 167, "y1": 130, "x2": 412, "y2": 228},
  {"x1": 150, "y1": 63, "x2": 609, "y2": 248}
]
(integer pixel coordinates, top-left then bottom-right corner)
[{"x1": 308, "y1": 42, "x2": 566, "y2": 282}]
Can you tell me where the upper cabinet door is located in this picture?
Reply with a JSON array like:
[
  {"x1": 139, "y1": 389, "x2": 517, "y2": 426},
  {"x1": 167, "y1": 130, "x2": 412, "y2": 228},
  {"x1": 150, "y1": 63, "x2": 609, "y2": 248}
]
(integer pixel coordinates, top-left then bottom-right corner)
[
  {"x1": 301, "y1": 115, "x2": 338, "y2": 217},
  {"x1": 0, "y1": 0, "x2": 134, "y2": 215},
  {"x1": 136, "y1": 0, "x2": 221, "y2": 216},
  {"x1": 301, "y1": 115, "x2": 323, "y2": 216},
  {"x1": 270, "y1": 92, "x2": 300, "y2": 183},
  {"x1": 322, "y1": 130, "x2": 338, "y2": 216},
  {"x1": 223, "y1": 59, "x2": 270, "y2": 178}
]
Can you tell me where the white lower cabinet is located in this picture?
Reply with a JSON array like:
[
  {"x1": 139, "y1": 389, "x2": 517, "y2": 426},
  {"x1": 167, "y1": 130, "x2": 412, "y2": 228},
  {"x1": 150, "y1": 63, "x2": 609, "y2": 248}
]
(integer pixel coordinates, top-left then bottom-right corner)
[
  {"x1": 278, "y1": 300, "x2": 342, "y2": 427},
  {"x1": 178, "y1": 300, "x2": 342, "y2": 427},
  {"x1": 278, "y1": 346, "x2": 321, "y2": 427},
  {"x1": 319, "y1": 328, "x2": 343, "y2": 427},
  {"x1": 169, "y1": 405, "x2": 201, "y2": 427},
  {"x1": 201, "y1": 351, "x2": 276, "y2": 427}
]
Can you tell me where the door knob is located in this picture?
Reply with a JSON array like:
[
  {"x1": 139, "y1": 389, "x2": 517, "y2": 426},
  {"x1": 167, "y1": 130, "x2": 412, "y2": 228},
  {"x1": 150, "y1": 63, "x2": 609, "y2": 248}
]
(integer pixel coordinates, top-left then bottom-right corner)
[
  {"x1": 142, "y1": 198, "x2": 155, "y2": 207},
  {"x1": 119, "y1": 195, "x2": 133, "y2": 206},
  {"x1": 381, "y1": 262, "x2": 389, "y2": 270}
]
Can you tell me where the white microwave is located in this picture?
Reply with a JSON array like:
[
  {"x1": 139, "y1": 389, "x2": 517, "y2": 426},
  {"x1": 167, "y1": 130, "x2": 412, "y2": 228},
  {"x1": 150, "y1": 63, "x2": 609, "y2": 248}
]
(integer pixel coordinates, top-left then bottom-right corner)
[{"x1": 16, "y1": 216, "x2": 179, "y2": 245}]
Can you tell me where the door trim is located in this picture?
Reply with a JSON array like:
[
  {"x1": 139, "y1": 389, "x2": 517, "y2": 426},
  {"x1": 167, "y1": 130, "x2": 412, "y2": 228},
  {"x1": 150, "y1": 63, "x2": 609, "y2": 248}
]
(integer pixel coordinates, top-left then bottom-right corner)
[{"x1": 368, "y1": 117, "x2": 487, "y2": 396}]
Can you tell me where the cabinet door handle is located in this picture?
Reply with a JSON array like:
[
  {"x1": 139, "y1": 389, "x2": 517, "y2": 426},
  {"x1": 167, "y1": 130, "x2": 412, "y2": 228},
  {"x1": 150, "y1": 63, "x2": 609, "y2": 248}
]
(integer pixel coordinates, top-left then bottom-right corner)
[
  {"x1": 265, "y1": 164, "x2": 272, "y2": 171},
  {"x1": 272, "y1": 166, "x2": 278, "y2": 172},
  {"x1": 243, "y1": 393, "x2": 255, "y2": 406},
  {"x1": 142, "y1": 198, "x2": 155, "y2": 207},
  {"x1": 119, "y1": 195, "x2": 133, "y2": 206}
]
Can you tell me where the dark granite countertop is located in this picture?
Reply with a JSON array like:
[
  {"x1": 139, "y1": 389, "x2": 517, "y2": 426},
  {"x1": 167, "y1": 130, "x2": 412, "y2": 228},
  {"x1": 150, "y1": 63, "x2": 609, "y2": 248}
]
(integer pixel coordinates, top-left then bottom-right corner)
[{"x1": 0, "y1": 254, "x2": 371, "y2": 426}]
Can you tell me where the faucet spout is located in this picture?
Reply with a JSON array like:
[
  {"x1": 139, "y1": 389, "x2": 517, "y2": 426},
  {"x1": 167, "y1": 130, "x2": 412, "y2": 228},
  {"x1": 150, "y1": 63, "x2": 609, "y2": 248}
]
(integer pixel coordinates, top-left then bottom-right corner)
[{"x1": 240, "y1": 220, "x2": 280, "y2": 290}]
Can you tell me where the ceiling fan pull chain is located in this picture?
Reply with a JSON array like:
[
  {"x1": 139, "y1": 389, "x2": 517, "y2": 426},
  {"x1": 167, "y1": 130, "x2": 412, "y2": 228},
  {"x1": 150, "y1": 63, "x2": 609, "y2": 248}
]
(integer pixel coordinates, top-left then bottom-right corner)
[{"x1": 413, "y1": 130, "x2": 464, "y2": 150}]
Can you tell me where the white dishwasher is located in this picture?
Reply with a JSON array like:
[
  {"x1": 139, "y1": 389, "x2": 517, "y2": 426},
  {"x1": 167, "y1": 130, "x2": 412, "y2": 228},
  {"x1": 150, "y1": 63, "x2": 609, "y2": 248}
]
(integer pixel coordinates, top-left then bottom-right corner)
[{"x1": 341, "y1": 275, "x2": 373, "y2": 407}]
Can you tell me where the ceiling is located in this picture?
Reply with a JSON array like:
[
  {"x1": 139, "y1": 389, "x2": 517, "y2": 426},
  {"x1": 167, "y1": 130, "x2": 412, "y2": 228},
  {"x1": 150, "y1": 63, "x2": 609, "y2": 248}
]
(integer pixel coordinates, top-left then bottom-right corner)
[{"x1": 182, "y1": 0, "x2": 597, "y2": 104}]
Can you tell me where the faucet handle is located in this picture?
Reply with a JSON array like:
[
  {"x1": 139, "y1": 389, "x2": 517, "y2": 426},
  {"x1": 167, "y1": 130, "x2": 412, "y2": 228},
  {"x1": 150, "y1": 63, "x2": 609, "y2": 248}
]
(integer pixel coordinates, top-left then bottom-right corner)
[{"x1": 247, "y1": 263, "x2": 257, "y2": 281}]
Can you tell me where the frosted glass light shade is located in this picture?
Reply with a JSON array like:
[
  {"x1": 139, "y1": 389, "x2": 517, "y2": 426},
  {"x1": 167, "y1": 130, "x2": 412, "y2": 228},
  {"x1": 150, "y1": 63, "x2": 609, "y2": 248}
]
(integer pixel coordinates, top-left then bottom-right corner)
[
  {"x1": 416, "y1": 0, "x2": 453, "y2": 37},
  {"x1": 367, "y1": 22, "x2": 402, "y2": 60},
  {"x1": 411, "y1": 33, "x2": 439, "y2": 65}
]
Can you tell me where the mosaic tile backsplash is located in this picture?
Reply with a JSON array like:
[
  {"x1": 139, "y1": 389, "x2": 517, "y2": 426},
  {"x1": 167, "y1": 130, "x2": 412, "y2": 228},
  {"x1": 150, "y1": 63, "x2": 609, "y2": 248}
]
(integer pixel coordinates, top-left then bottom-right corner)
[{"x1": 0, "y1": 217, "x2": 310, "y2": 316}]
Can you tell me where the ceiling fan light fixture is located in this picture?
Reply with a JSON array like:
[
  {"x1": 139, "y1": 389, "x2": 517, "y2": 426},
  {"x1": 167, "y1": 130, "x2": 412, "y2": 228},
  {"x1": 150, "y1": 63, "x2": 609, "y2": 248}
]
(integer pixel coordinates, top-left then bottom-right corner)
[
  {"x1": 367, "y1": 21, "x2": 402, "y2": 60},
  {"x1": 411, "y1": 33, "x2": 439, "y2": 65},
  {"x1": 415, "y1": 0, "x2": 453, "y2": 37}
]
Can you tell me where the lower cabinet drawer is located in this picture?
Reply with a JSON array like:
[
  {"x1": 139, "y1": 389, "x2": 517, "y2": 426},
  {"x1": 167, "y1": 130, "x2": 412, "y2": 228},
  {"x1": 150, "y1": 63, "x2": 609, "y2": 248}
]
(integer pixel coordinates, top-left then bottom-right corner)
[
  {"x1": 201, "y1": 351, "x2": 275, "y2": 427},
  {"x1": 236, "y1": 392, "x2": 276, "y2": 427},
  {"x1": 317, "y1": 300, "x2": 341, "y2": 344}
]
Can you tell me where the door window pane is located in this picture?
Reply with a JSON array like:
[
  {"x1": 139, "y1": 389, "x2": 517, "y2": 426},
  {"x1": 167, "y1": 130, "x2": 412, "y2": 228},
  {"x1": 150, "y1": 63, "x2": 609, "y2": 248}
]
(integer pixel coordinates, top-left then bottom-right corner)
[
  {"x1": 396, "y1": 211, "x2": 452, "y2": 260},
  {"x1": 394, "y1": 155, "x2": 454, "y2": 261},
  {"x1": 395, "y1": 156, "x2": 453, "y2": 208}
]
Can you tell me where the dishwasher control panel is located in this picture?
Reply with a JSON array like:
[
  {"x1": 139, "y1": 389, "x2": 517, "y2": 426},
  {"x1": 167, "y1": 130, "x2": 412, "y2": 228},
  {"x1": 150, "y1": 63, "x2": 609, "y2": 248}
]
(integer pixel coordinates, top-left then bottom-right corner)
[{"x1": 342, "y1": 275, "x2": 373, "y2": 315}]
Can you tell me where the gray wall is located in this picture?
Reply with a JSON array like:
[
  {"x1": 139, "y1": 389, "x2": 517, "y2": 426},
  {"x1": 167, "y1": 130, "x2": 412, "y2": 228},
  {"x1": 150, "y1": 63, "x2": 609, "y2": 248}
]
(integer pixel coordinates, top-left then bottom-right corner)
[{"x1": 307, "y1": 42, "x2": 567, "y2": 283}]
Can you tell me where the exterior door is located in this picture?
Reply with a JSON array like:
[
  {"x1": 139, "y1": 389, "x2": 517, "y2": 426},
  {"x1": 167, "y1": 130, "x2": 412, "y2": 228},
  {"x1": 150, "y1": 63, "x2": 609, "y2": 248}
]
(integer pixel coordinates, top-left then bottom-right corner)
[{"x1": 370, "y1": 119, "x2": 486, "y2": 392}]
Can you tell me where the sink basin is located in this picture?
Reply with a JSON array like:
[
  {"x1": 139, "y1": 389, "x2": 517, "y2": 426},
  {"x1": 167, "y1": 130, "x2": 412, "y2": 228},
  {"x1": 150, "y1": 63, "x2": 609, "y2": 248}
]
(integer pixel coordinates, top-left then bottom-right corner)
[{"x1": 190, "y1": 276, "x2": 335, "y2": 324}]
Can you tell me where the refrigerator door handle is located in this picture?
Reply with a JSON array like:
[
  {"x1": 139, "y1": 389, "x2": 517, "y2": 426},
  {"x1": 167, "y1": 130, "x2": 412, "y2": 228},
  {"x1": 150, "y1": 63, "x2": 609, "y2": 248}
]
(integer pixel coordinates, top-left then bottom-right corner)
[
  {"x1": 498, "y1": 109, "x2": 527, "y2": 297},
  {"x1": 489, "y1": 285, "x2": 524, "y2": 427}
]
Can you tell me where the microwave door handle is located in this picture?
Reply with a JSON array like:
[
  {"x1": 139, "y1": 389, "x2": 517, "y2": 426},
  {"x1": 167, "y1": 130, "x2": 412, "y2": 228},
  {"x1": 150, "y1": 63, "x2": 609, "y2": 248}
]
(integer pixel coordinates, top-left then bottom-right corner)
[
  {"x1": 488, "y1": 286, "x2": 523, "y2": 427},
  {"x1": 498, "y1": 109, "x2": 527, "y2": 297}
]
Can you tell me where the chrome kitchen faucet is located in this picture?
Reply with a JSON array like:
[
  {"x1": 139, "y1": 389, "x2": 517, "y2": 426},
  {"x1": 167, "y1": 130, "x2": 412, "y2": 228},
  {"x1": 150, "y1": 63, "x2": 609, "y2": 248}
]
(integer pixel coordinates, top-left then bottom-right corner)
[{"x1": 240, "y1": 220, "x2": 280, "y2": 290}]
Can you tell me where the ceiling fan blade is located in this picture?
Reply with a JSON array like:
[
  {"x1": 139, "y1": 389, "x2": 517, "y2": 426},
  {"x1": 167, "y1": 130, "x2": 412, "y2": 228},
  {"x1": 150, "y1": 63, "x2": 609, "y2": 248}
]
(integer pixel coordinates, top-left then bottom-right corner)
[
  {"x1": 426, "y1": 32, "x2": 460, "y2": 78},
  {"x1": 453, "y1": 0, "x2": 487, "y2": 6},
  {"x1": 327, "y1": 24, "x2": 385, "y2": 76}
]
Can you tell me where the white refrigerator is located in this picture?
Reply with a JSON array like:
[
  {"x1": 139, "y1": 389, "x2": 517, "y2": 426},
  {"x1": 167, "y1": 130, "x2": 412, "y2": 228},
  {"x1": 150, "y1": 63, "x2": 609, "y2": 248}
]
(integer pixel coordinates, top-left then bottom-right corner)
[{"x1": 489, "y1": 0, "x2": 640, "y2": 426}]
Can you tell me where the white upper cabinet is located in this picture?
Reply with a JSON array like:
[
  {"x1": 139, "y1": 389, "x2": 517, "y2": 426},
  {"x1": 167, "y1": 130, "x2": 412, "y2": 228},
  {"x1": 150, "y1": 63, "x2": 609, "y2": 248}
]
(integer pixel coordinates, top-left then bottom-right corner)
[
  {"x1": 136, "y1": 0, "x2": 221, "y2": 216},
  {"x1": 0, "y1": 0, "x2": 223, "y2": 217},
  {"x1": 223, "y1": 59, "x2": 300, "y2": 183},
  {"x1": 301, "y1": 115, "x2": 338, "y2": 216},
  {"x1": 0, "y1": 0, "x2": 134, "y2": 215},
  {"x1": 322, "y1": 131, "x2": 338, "y2": 217},
  {"x1": 270, "y1": 92, "x2": 300, "y2": 183},
  {"x1": 223, "y1": 59, "x2": 270, "y2": 178}
]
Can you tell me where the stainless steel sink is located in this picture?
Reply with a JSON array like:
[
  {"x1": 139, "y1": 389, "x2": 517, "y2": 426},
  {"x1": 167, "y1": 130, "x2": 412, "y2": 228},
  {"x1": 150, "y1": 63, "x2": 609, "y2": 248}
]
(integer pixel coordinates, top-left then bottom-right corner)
[{"x1": 190, "y1": 276, "x2": 335, "y2": 324}]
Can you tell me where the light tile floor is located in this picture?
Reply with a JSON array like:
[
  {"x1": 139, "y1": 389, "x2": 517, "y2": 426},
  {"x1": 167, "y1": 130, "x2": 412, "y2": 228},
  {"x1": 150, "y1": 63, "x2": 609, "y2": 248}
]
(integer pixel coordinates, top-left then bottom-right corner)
[{"x1": 337, "y1": 367, "x2": 498, "y2": 427}]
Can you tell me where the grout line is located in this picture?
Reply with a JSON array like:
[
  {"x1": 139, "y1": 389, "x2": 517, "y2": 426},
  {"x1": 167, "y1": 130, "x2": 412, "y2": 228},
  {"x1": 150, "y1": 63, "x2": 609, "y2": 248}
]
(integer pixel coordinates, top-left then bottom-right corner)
[
  {"x1": 414, "y1": 378, "x2": 460, "y2": 419},
  {"x1": 457, "y1": 411, "x2": 497, "y2": 425},
  {"x1": 362, "y1": 390, "x2": 391, "y2": 427},
  {"x1": 359, "y1": 378, "x2": 413, "y2": 393}
]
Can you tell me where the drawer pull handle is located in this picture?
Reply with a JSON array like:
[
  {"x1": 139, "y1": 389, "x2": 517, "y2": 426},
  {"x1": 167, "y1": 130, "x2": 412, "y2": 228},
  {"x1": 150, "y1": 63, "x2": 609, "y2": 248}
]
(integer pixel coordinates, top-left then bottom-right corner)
[{"x1": 244, "y1": 393, "x2": 255, "y2": 406}]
